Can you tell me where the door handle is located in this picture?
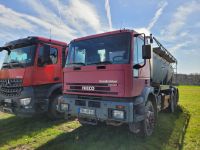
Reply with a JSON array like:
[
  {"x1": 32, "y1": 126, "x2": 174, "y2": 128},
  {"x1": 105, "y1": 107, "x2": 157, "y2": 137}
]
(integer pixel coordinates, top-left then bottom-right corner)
[{"x1": 54, "y1": 77, "x2": 60, "y2": 81}]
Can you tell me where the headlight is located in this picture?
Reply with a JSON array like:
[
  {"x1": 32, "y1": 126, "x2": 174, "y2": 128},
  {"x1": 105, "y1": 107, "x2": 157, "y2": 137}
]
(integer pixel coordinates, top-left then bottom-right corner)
[
  {"x1": 60, "y1": 103, "x2": 69, "y2": 111},
  {"x1": 20, "y1": 98, "x2": 31, "y2": 106},
  {"x1": 112, "y1": 110, "x2": 125, "y2": 120}
]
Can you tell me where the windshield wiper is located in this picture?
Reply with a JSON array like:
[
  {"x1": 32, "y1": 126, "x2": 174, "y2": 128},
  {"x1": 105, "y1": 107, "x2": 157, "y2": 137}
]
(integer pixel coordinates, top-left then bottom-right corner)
[
  {"x1": 2, "y1": 62, "x2": 12, "y2": 69},
  {"x1": 10, "y1": 61, "x2": 25, "y2": 68},
  {"x1": 69, "y1": 62, "x2": 85, "y2": 66},
  {"x1": 88, "y1": 61, "x2": 112, "y2": 65}
]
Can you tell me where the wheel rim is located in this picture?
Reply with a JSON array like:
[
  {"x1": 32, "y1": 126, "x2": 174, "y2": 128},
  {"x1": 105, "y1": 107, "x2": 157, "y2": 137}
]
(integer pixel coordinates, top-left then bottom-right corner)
[
  {"x1": 145, "y1": 102, "x2": 155, "y2": 135},
  {"x1": 55, "y1": 101, "x2": 63, "y2": 114},
  {"x1": 53, "y1": 97, "x2": 63, "y2": 115}
]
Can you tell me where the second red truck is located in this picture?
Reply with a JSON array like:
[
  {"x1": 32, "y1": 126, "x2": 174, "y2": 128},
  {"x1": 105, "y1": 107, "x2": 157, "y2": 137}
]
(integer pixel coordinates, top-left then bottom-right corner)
[{"x1": 0, "y1": 37, "x2": 67, "y2": 119}]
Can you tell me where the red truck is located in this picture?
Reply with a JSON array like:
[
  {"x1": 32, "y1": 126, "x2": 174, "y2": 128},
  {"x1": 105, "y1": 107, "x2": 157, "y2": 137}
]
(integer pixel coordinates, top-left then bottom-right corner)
[
  {"x1": 59, "y1": 29, "x2": 179, "y2": 136},
  {"x1": 0, "y1": 36, "x2": 67, "y2": 119}
]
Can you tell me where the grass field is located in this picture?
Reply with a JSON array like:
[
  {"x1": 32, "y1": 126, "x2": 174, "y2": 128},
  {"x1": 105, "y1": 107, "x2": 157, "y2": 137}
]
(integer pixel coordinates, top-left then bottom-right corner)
[{"x1": 0, "y1": 86, "x2": 199, "y2": 150}]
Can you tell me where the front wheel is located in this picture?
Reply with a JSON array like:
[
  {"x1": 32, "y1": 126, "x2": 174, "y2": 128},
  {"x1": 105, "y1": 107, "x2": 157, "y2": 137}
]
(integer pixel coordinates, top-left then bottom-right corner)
[
  {"x1": 140, "y1": 100, "x2": 156, "y2": 137},
  {"x1": 48, "y1": 95, "x2": 64, "y2": 120}
]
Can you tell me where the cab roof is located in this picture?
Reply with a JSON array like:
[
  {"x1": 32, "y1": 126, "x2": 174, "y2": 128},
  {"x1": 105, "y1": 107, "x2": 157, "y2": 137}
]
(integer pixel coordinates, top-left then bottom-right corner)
[
  {"x1": 4, "y1": 36, "x2": 67, "y2": 47},
  {"x1": 72, "y1": 29, "x2": 138, "y2": 43}
]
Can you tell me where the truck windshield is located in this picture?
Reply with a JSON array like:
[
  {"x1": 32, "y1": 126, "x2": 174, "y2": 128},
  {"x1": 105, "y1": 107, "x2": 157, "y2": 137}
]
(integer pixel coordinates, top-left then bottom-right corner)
[
  {"x1": 66, "y1": 32, "x2": 131, "y2": 67},
  {"x1": 2, "y1": 45, "x2": 36, "y2": 69}
]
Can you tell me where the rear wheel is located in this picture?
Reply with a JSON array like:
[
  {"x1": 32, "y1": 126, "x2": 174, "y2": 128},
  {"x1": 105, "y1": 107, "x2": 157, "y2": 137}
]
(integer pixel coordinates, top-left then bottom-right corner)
[
  {"x1": 175, "y1": 90, "x2": 179, "y2": 107},
  {"x1": 140, "y1": 100, "x2": 156, "y2": 137},
  {"x1": 170, "y1": 92, "x2": 176, "y2": 113},
  {"x1": 48, "y1": 95, "x2": 64, "y2": 120}
]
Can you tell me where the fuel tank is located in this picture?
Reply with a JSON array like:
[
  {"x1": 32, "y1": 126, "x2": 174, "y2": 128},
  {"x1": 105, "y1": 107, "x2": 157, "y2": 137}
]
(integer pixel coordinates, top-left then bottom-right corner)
[{"x1": 151, "y1": 49, "x2": 174, "y2": 84}]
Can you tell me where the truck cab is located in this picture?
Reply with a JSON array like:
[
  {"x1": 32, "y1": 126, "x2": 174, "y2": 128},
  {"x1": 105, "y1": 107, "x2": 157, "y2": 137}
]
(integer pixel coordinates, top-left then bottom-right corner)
[
  {"x1": 0, "y1": 36, "x2": 67, "y2": 119},
  {"x1": 60, "y1": 29, "x2": 179, "y2": 136}
]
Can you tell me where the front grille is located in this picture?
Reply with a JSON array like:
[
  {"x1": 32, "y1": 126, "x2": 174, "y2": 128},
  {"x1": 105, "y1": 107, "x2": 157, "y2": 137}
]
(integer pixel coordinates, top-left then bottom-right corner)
[
  {"x1": 67, "y1": 90, "x2": 118, "y2": 95},
  {"x1": 67, "y1": 83, "x2": 108, "y2": 86},
  {"x1": 67, "y1": 83, "x2": 117, "y2": 95},
  {"x1": 0, "y1": 79, "x2": 23, "y2": 97}
]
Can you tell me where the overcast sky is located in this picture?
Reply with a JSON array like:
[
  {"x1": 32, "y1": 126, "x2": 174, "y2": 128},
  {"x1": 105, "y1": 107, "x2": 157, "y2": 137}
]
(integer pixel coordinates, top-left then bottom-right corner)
[{"x1": 0, "y1": 0, "x2": 199, "y2": 74}]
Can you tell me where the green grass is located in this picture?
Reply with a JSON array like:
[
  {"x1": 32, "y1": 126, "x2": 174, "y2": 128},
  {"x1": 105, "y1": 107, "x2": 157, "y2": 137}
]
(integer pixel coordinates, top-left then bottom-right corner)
[
  {"x1": 0, "y1": 86, "x2": 199, "y2": 150},
  {"x1": 178, "y1": 86, "x2": 200, "y2": 149}
]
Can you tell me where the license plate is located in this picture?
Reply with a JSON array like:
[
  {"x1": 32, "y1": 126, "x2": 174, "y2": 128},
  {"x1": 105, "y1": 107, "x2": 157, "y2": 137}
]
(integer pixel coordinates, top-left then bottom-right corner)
[
  {"x1": 4, "y1": 99, "x2": 12, "y2": 103},
  {"x1": 80, "y1": 108, "x2": 95, "y2": 115}
]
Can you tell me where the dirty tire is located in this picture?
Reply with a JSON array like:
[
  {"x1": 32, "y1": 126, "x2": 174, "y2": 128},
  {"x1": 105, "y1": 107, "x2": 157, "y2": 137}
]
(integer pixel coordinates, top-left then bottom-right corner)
[
  {"x1": 170, "y1": 93, "x2": 176, "y2": 113},
  {"x1": 140, "y1": 100, "x2": 156, "y2": 137},
  {"x1": 48, "y1": 95, "x2": 64, "y2": 120},
  {"x1": 175, "y1": 90, "x2": 179, "y2": 107}
]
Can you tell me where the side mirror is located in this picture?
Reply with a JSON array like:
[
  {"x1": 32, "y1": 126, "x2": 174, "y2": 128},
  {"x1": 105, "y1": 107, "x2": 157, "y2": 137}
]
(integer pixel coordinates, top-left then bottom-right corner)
[
  {"x1": 142, "y1": 44, "x2": 151, "y2": 59},
  {"x1": 62, "y1": 47, "x2": 68, "y2": 68},
  {"x1": 38, "y1": 44, "x2": 51, "y2": 67},
  {"x1": 0, "y1": 47, "x2": 11, "y2": 55},
  {"x1": 43, "y1": 44, "x2": 51, "y2": 59}
]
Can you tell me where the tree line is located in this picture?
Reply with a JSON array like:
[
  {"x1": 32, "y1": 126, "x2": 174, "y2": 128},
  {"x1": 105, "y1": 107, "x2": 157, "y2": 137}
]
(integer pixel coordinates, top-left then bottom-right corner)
[{"x1": 173, "y1": 73, "x2": 200, "y2": 85}]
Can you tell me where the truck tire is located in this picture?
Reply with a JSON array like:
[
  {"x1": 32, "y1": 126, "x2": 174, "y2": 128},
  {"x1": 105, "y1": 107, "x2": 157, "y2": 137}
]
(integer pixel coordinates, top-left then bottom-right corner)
[
  {"x1": 170, "y1": 92, "x2": 176, "y2": 113},
  {"x1": 48, "y1": 95, "x2": 64, "y2": 120},
  {"x1": 175, "y1": 90, "x2": 179, "y2": 107},
  {"x1": 140, "y1": 100, "x2": 156, "y2": 137}
]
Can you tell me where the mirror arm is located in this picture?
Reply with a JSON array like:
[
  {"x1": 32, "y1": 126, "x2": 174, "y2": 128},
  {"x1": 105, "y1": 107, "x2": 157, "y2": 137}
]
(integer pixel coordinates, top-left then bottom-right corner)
[
  {"x1": 133, "y1": 59, "x2": 146, "y2": 69},
  {"x1": 141, "y1": 59, "x2": 146, "y2": 68}
]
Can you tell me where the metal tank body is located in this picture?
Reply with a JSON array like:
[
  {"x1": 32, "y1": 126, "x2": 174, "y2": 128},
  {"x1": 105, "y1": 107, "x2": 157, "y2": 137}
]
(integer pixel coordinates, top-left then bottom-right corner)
[{"x1": 151, "y1": 52, "x2": 174, "y2": 85}]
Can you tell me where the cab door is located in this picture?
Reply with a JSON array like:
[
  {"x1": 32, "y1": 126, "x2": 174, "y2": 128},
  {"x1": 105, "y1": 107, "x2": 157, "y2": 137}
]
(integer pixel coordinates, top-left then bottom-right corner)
[
  {"x1": 132, "y1": 36, "x2": 150, "y2": 96},
  {"x1": 33, "y1": 44, "x2": 62, "y2": 85}
]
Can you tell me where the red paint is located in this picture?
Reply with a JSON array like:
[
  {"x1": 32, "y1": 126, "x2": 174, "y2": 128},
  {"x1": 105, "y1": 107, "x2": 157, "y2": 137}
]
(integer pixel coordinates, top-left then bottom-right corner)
[
  {"x1": 36, "y1": 37, "x2": 66, "y2": 46},
  {"x1": 32, "y1": 44, "x2": 63, "y2": 85}
]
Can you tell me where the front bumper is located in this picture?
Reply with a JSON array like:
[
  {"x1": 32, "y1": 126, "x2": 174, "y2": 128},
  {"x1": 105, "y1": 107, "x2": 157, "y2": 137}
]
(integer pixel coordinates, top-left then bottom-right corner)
[
  {"x1": 0, "y1": 87, "x2": 36, "y2": 117},
  {"x1": 61, "y1": 95, "x2": 144, "y2": 123}
]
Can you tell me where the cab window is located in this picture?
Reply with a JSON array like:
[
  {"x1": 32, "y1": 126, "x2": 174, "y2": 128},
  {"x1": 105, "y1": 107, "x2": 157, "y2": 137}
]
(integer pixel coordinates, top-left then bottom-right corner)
[
  {"x1": 133, "y1": 37, "x2": 144, "y2": 77},
  {"x1": 133, "y1": 37, "x2": 144, "y2": 65},
  {"x1": 50, "y1": 47, "x2": 58, "y2": 64},
  {"x1": 38, "y1": 45, "x2": 58, "y2": 65}
]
